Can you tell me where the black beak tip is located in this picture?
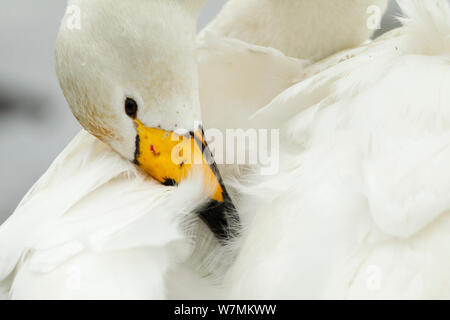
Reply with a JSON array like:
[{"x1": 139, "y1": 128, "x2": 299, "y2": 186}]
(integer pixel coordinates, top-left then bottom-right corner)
[{"x1": 197, "y1": 199, "x2": 240, "y2": 243}]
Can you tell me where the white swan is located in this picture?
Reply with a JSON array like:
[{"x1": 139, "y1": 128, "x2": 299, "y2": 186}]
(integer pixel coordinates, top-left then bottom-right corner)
[{"x1": 0, "y1": 0, "x2": 449, "y2": 300}]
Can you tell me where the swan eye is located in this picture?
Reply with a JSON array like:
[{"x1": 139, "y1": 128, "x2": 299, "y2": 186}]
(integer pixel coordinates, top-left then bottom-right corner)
[{"x1": 125, "y1": 98, "x2": 138, "y2": 118}]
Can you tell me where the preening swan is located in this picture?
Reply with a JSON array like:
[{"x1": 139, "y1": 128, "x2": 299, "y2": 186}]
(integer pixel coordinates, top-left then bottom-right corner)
[
  {"x1": 1, "y1": 0, "x2": 450, "y2": 300},
  {"x1": 55, "y1": 0, "x2": 238, "y2": 241},
  {"x1": 0, "y1": 0, "x2": 227, "y2": 299}
]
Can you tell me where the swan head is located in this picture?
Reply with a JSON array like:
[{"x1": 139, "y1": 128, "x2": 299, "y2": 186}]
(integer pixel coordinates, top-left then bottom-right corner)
[
  {"x1": 56, "y1": 0, "x2": 204, "y2": 161},
  {"x1": 55, "y1": 0, "x2": 236, "y2": 239}
]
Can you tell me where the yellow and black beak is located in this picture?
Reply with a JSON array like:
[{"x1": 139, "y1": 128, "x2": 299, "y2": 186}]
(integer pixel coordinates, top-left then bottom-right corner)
[{"x1": 133, "y1": 119, "x2": 238, "y2": 240}]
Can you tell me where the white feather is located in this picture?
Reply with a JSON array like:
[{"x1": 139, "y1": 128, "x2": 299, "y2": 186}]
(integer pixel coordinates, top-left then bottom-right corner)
[{"x1": 0, "y1": 131, "x2": 216, "y2": 299}]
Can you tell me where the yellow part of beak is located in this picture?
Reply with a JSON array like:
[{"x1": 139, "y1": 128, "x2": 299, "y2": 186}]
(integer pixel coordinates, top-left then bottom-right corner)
[{"x1": 133, "y1": 119, "x2": 224, "y2": 203}]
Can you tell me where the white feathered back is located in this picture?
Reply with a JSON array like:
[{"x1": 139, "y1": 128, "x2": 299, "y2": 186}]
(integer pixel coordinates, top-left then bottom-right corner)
[{"x1": 224, "y1": 0, "x2": 450, "y2": 299}]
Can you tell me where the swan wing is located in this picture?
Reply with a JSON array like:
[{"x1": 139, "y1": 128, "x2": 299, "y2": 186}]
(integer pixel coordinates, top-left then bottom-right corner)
[{"x1": 0, "y1": 131, "x2": 212, "y2": 299}]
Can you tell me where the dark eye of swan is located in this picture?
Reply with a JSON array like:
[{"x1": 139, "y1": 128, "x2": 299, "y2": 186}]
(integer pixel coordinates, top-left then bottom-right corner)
[{"x1": 125, "y1": 98, "x2": 138, "y2": 118}]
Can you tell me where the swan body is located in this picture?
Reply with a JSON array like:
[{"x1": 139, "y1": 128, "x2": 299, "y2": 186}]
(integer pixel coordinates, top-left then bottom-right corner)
[
  {"x1": 0, "y1": 130, "x2": 220, "y2": 299},
  {"x1": 0, "y1": 0, "x2": 218, "y2": 299},
  {"x1": 0, "y1": 0, "x2": 449, "y2": 300}
]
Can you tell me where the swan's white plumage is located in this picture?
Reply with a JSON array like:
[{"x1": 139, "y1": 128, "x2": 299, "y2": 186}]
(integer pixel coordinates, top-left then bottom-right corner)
[
  {"x1": 1, "y1": 0, "x2": 449, "y2": 300},
  {"x1": 198, "y1": 32, "x2": 309, "y2": 132},
  {"x1": 223, "y1": 0, "x2": 450, "y2": 299},
  {"x1": 0, "y1": 16, "x2": 306, "y2": 300}
]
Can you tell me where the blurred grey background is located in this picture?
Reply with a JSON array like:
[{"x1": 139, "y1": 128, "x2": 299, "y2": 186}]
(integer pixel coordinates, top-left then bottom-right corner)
[{"x1": 0, "y1": 0, "x2": 401, "y2": 223}]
